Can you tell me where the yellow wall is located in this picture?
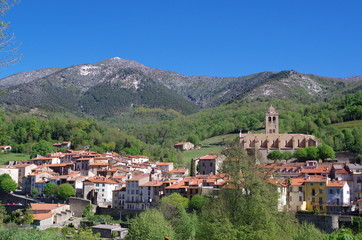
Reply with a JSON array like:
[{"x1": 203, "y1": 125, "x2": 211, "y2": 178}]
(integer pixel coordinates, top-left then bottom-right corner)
[{"x1": 304, "y1": 181, "x2": 327, "y2": 213}]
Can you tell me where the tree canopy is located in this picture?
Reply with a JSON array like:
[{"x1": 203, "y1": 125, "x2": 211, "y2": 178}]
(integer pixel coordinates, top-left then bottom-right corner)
[
  {"x1": 0, "y1": 173, "x2": 17, "y2": 193},
  {"x1": 56, "y1": 183, "x2": 75, "y2": 200}
]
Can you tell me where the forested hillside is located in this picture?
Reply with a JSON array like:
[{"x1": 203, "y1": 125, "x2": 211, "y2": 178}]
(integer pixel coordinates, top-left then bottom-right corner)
[{"x1": 126, "y1": 91, "x2": 362, "y2": 155}]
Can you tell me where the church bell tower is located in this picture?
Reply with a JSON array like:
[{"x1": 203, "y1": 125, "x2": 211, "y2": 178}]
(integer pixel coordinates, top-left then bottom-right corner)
[{"x1": 265, "y1": 105, "x2": 279, "y2": 134}]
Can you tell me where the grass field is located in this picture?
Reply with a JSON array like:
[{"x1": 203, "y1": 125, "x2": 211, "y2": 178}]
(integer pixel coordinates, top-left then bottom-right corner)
[
  {"x1": 331, "y1": 120, "x2": 362, "y2": 129},
  {"x1": 0, "y1": 153, "x2": 30, "y2": 165},
  {"x1": 179, "y1": 146, "x2": 224, "y2": 168},
  {"x1": 201, "y1": 134, "x2": 239, "y2": 146}
]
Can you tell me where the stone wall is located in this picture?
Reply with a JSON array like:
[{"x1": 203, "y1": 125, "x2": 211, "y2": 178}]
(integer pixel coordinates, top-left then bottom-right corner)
[
  {"x1": 69, "y1": 197, "x2": 93, "y2": 217},
  {"x1": 97, "y1": 207, "x2": 141, "y2": 221},
  {"x1": 296, "y1": 214, "x2": 340, "y2": 234}
]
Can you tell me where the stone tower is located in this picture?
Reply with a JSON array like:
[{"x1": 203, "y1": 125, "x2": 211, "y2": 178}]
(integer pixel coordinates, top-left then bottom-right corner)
[{"x1": 265, "y1": 105, "x2": 279, "y2": 134}]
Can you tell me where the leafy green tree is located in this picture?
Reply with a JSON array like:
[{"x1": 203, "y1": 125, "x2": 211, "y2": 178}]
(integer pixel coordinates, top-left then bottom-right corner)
[
  {"x1": 43, "y1": 182, "x2": 58, "y2": 196},
  {"x1": 294, "y1": 148, "x2": 308, "y2": 161},
  {"x1": 30, "y1": 140, "x2": 56, "y2": 158},
  {"x1": 267, "y1": 150, "x2": 283, "y2": 160},
  {"x1": 0, "y1": 174, "x2": 17, "y2": 193},
  {"x1": 0, "y1": 201, "x2": 9, "y2": 224},
  {"x1": 31, "y1": 189, "x2": 39, "y2": 196},
  {"x1": 187, "y1": 134, "x2": 200, "y2": 145},
  {"x1": 82, "y1": 204, "x2": 94, "y2": 218},
  {"x1": 127, "y1": 208, "x2": 175, "y2": 240},
  {"x1": 189, "y1": 194, "x2": 208, "y2": 212},
  {"x1": 305, "y1": 147, "x2": 319, "y2": 160},
  {"x1": 281, "y1": 151, "x2": 293, "y2": 160},
  {"x1": 161, "y1": 193, "x2": 189, "y2": 210},
  {"x1": 318, "y1": 144, "x2": 335, "y2": 161},
  {"x1": 56, "y1": 183, "x2": 75, "y2": 200},
  {"x1": 173, "y1": 208, "x2": 198, "y2": 240}
]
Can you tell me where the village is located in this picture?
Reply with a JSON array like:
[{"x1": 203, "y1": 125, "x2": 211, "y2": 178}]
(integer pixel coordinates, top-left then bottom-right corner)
[{"x1": 0, "y1": 106, "x2": 362, "y2": 238}]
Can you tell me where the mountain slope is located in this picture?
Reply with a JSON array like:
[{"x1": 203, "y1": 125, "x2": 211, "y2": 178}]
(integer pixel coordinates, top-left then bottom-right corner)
[
  {"x1": 0, "y1": 57, "x2": 361, "y2": 117},
  {"x1": 0, "y1": 66, "x2": 199, "y2": 116}
]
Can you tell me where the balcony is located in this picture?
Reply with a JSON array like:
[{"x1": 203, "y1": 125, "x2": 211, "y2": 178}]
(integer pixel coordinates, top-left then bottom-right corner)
[{"x1": 311, "y1": 201, "x2": 324, "y2": 205}]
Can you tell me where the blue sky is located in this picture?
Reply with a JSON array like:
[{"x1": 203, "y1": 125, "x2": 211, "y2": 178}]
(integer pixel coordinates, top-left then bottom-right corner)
[{"x1": 0, "y1": 0, "x2": 361, "y2": 78}]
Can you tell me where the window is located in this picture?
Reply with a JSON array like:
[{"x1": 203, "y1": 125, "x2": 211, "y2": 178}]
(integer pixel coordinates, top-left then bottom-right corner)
[
  {"x1": 311, "y1": 183, "x2": 314, "y2": 186},
  {"x1": 320, "y1": 183, "x2": 323, "y2": 186},
  {"x1": 320, "y1": 206, "x2": 323, "y2": 211},
  {"x1": 319, "y1": 189, "x2": 323, "y2": 194},
  {"x1": 312, "y1": 189, "x2": 316, "y2": 196},
  {"x1": 337, "y1": 189, "x2": 340, "y2": 194},
  {"x1": 330, "y1": 189, "x2": 333, "y2": 194},
  {"x1": 210, "y1": 162, "x2": 213, "y2": 167},
  {"x1": 299, "y1": 196, "x2": 303, "y2": 202},
  {"x1": 96, "y1": 183, "x2": 99, "y2": 187},
  {"x1": 290, "y1": 196, "x2": 292, "y2": 201},
  {"x1": 299, "y1": 187, "x2": 303, "y2": 192},
  {"x1": 102, "y1": 189, "x2": 104, "y2": 192},
  {"x1": 102, "y1": 194, "x2": 104, "y2": 197},
  {"x1": 312, "y1": 197, "x2": 315, "y2": 202},
  {"x1": 102, "y1": 183, "x2": 105, "y2": 187}
]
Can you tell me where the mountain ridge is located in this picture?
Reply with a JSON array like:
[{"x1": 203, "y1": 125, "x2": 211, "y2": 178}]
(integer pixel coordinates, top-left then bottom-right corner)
[{"x1": 0, "y1": 57, "x2": 361, "y2": 117}]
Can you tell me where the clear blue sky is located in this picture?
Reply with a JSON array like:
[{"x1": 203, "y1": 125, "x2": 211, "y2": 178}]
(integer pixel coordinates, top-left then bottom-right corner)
[{"x1": 0, "y1": 0, "x2": 361, "y2": 78}]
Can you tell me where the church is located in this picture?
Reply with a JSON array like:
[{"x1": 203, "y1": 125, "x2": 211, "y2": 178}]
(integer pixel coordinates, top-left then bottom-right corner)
[{"x1": 239, "y1": 105, "x2": 321, "y2": 157}]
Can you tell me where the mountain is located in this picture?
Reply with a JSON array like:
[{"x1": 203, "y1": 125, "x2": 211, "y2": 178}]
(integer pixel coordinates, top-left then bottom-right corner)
[
  {"x1": 0, "y1": 57, "x2": 361, "y2": 117},
  {"x1": 0, "y1": 63, "x2": 199, "y2": 116}
]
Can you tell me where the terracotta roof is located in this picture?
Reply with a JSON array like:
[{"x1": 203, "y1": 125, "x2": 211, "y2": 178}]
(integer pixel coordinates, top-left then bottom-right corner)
[
  {"x1": 33, "y1": 212, "x2": 54, "y2": 221},
  {"x1": 156, "y1": 162, "x2": 173, "y2": 166},
  {"x1": 305, "y1": 176, "x2": 328, "y2": 183},
  {"x1": 199, "y1": 154, "x2": 219, "y2": 160},
  {"x1": 171, "y1": 168, "x2": 188, "y2": 174},
  {"x1": 327, "y1": 180, "x2": 347, "y2": 187},
  {"x1": 13, "y1": 164, "x2": 35, "y2": 168},
  {"x1": 31, "y1": 203, "x2": 67, "y2": 211},
  {"x1": 126, "y1": 174, "x2": 149, "y2": 181},
  {"x1": 291, "y1": 178, "x2": 305, "y2": 186},
  {"x1": 301, "y1": 165, "x2": 331, "y2": 174},
  {"x1": 87, "y1": 176, "x2": 117, "y2": 184},
  {"x1": 0, "y1": 145, "x2": 11, "y2": 149},
  {"x1": 140, "y1": 181, "x2": 163, "y2": 187}
]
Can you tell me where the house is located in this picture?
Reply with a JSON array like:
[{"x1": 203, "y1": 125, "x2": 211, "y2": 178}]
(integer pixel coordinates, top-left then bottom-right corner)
[
  {"x1": 268, "y1": 179, "x2": 288, "y2": 211},
  {"x1": 13, "y1": 163, "x2": 37, "y2": 185},
  {"x1": 92, "y1": 224, "x2": 128, "y2": 239},
  {"x1": 27, "y1": 156, "x2": 61, "y2": 166},
  {"x1": 174, "y1": 142, "x2": 194, "y2": 151},
  {"x1": 112, "y1": 186, "x2": 126, "y2": 209},
  {"x1": 22, "y1": 171, "x2": 55, "y2": 194},
  {"x1": 0, "y1": 145, "x2": 11, "y2": 153},
  {"x1": 30, "y1": 203, "x2": 73, "y2": 227},
  {"x1": 124, "y1": 174, "x2": 150, "y2": 210},
  {"x1": 194, "y1": 153, "x2": 226, "y2": 175},
  {"x1": 128, "y1": 155, "x2": 149, "y2": 163},
  {"x1": 170, "y1": 168, "x2": 189, "y2": 178},
  {"x1": 345, "y1": 164, "x2": 362, "y2": 202},
  {"x1": 304, "y1": 176, "x2": 327, "y2": 213},
  {"x1": 165, "y1": 174, "x2": 229, "y2": 199},
  {"x1": 289, "y1": 178, "x2": 307, "y2": 212},
  {"x1": 326, "y1": 180, "x2": 351, "y2": 214},
  {"x1": 83, "y1": 176, "x2": 119, "y2": 207},
  {"x1": 156, "y1": 162, "x2": 174, "y2": 172}
]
